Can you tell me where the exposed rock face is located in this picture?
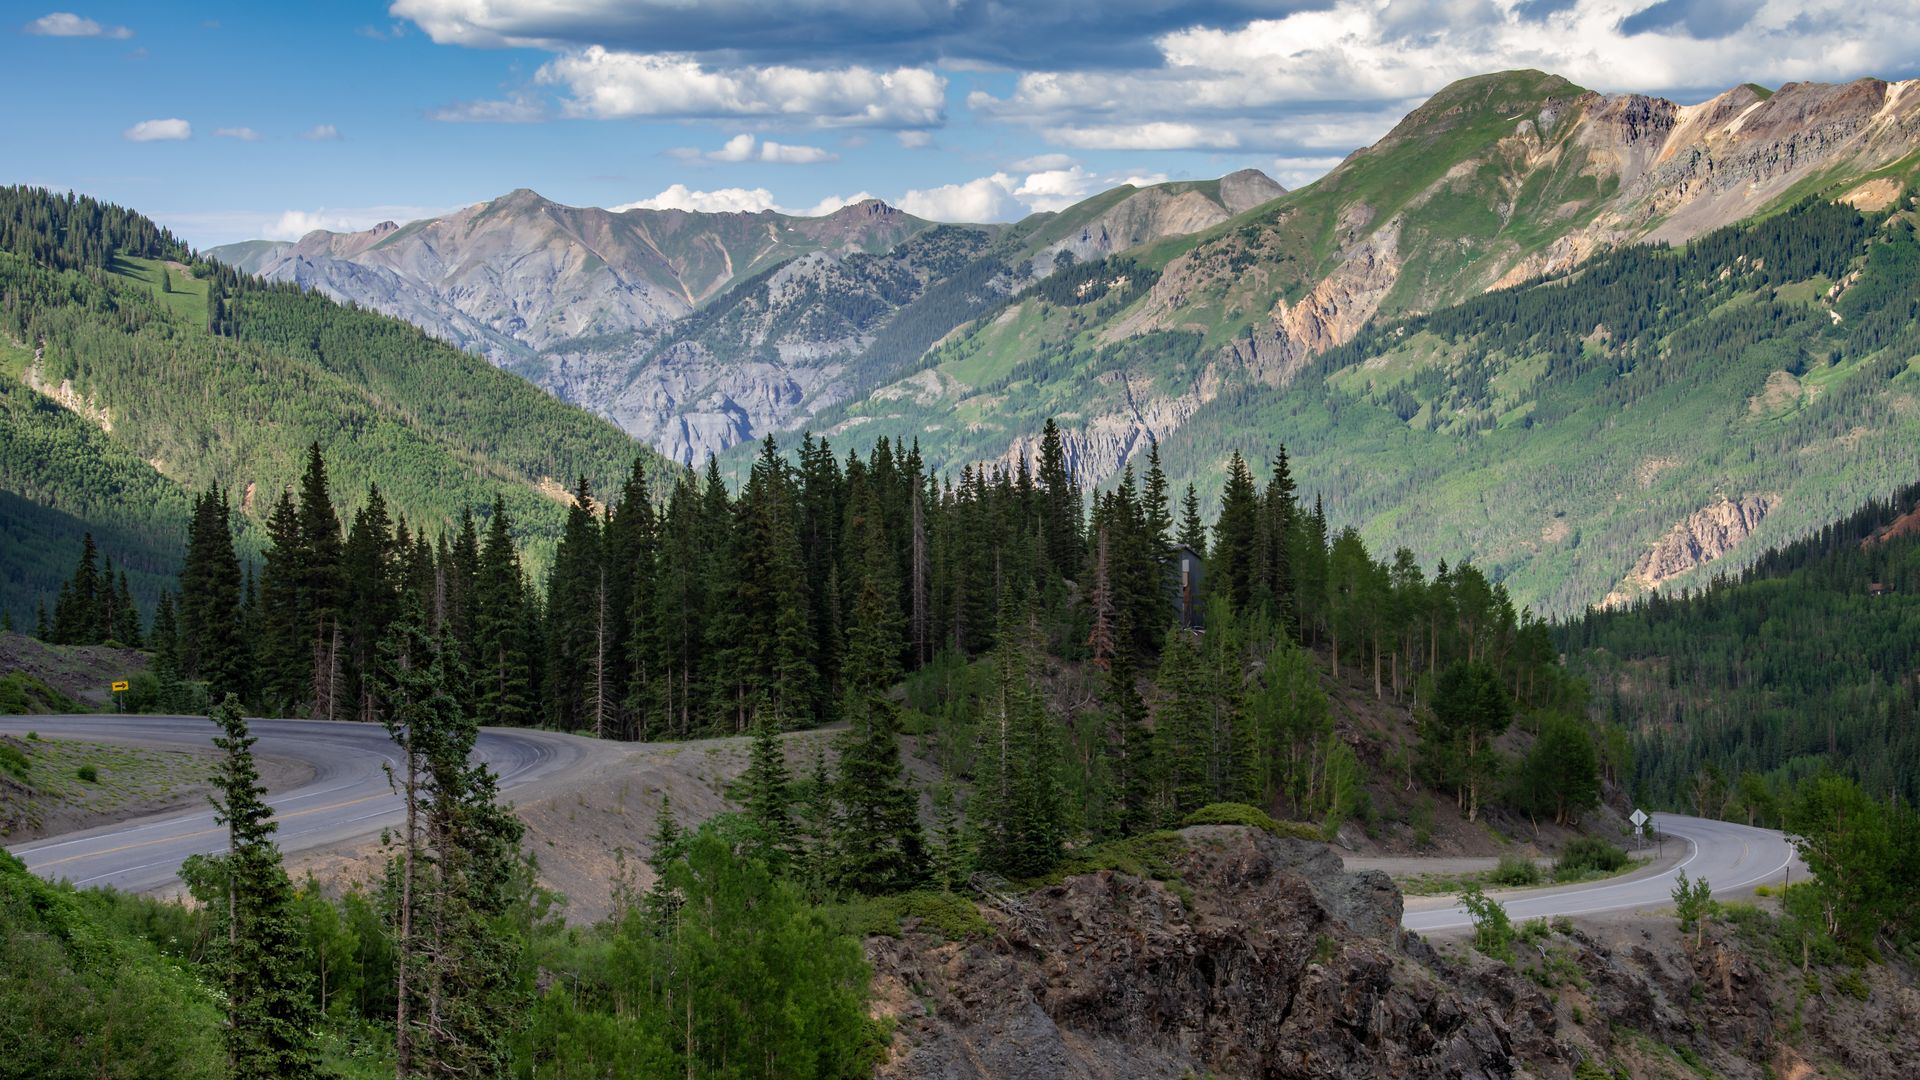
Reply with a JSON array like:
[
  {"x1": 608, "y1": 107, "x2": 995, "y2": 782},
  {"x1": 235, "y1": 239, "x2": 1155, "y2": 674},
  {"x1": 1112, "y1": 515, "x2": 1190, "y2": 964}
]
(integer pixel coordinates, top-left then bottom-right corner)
[
  {"x1": 1613, "y1": 494, "x2": 1776, "y2": 602},
  {"x1": 869, "y1": 826, "x2": 1542, "y2": 1079}
]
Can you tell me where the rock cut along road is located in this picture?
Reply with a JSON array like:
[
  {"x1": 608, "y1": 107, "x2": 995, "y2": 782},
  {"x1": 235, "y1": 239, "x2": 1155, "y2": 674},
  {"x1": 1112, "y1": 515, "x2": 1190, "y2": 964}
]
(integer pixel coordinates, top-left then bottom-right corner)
[
  {"x1": 2, "y1": 714, "x2": 596, "y2": 894},
  {"x1": 1400, "y1": 813, "x2": 1798, "y2": 933}
]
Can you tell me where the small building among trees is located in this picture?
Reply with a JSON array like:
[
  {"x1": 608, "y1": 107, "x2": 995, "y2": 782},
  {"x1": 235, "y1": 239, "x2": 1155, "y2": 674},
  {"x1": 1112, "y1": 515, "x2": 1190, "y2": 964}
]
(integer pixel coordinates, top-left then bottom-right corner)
[{"x1": 1170, "y1": 545, "x2": 1204, "y2": 630}]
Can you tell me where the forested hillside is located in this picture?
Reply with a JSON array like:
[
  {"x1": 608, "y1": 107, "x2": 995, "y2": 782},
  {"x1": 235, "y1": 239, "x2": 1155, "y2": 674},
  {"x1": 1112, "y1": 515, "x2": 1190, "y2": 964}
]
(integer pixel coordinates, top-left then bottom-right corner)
[
  {"x1": 0, "y1": 186, "x2": 662, "y2": 625},
  {"x1": 1565, "y1": 479, "x2": 1920, "y2": 807}
]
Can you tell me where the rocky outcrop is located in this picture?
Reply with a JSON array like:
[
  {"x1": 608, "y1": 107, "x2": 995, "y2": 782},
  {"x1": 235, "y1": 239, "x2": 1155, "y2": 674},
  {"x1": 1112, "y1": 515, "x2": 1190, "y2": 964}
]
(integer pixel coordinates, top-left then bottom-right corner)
[
  {"x1": 1610, "y1": 494, "x2": 1776, "y2": 603},
  {"x1": 869, "y1": 826, "x2": 1544, "y2": 1079}
]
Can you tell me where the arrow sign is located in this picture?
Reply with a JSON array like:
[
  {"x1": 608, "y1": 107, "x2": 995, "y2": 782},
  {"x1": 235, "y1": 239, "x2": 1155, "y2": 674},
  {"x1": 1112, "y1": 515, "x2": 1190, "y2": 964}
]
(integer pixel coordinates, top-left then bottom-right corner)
[{"x1": 111, "y1": 680, "x2": 129, "y2": 693}]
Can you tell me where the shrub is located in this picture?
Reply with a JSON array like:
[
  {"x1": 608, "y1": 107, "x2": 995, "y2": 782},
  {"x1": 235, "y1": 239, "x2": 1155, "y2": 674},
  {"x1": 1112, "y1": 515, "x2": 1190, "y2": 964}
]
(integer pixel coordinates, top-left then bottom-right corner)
[
  {"x1": 76, "y1": 764, "x2": 99, "y2": 783},
  {"x1": 0, "y1": 742, "x2": 29, "y2": 780},
  {"x1": 1555, "y1": 837, "x2": 1628, "y2": 879},
  {"x1": 1182, "y1": 802, "x2": 1322, "y2": 841},
  {"x1": 1461, "y1": 884, "x2": 1515, "y2": 962},
  {"x1": 1489, "y1": 854, "x2": 1542, "y2": 887}
]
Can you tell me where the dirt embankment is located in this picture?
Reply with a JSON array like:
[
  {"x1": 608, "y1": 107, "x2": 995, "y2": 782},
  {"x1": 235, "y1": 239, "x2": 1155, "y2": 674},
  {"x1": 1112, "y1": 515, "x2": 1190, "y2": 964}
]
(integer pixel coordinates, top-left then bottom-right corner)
[
  {"x1": 0, "y1": 631, "x2": 148, "y2": 710},
  {"x1": 0, "y1": 733, "x2": 312, "y2": 841}
]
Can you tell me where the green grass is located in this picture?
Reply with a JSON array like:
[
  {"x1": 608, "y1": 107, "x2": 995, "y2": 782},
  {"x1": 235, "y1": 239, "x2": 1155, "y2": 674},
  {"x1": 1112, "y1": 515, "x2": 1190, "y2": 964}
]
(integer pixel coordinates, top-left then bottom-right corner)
[
  {"x1": 111, "y1": 255, "x2": 206, "y2": 322},
  {"x1": 0, "y1": 737, "x2": 215, "y2": 837}
]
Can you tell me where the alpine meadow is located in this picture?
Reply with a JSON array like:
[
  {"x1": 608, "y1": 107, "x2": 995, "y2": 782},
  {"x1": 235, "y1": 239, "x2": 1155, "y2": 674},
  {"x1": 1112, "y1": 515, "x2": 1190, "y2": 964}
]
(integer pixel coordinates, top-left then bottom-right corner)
[{"x1": 7, "y1": 4, "x2": 1920, "y2": 1079}]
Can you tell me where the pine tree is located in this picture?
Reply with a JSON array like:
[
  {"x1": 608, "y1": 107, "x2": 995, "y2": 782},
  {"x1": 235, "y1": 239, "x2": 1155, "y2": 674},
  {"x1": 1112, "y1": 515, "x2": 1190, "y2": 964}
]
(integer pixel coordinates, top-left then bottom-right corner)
[
  {"x1": 1260, "y1": 447, "x2": 1298, "y2": 631},
  {"x1": 1177, "y1": 484, "x2": 1207, "y2": 558},
  {"x1": 739, "y1": 715, "x2": 797, "y2": 874},
  {"x1": 206, "y1": 694, "x2": 317, "y2": 1078},
  {"x1": 377, "y1": 600, "x2": 526, "y2": 1077},
  {"x1": 111, "y1": 570, "x2": 140, "y2": 646},
  {"x1": 544, "y1": 477, "x2": 603, "y2": 733},
  {"x1": 295, "y1": 445, "x2": 345, "y2": 721},
  {"x1": 832, "y1": 695, "x2": 924, "y2": 894},
  {"x1": 1211, "y1": 451, "x2": 1261, "y2": 614},
  {"x1": 1035, "y1": 418, "x2": 1083, "y2": 581},
  {"x1": 473, "y1": 497, "x2": 534, "y2": 729},
  {"x1": 180, "y1": 487, "x2": 247, "y2": 703}
]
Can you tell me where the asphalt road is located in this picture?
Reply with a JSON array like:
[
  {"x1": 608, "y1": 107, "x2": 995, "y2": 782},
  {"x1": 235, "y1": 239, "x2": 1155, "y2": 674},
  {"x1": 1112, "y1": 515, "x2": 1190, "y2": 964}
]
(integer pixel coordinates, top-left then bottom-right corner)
[
  {"x1": 2, "y1": 714, "x2": 595, "y2": 893},
  {"x1": 1401, "y1": 812, "x2": 1798, "y2": 933}
]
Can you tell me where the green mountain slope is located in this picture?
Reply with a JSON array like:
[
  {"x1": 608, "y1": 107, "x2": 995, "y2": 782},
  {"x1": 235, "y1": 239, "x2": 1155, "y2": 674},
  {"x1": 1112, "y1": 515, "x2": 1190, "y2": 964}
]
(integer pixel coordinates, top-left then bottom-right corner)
[
  {"x1": 1562, "y1": 479, "x2": 1920, "y2": 806},
  {"x1": 0, "y1": 186, "x2": 661, "y2": 625}
]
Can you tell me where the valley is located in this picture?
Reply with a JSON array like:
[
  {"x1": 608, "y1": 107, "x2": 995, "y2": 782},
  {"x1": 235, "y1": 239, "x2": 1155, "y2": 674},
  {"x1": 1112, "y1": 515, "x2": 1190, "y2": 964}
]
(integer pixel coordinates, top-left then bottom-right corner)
[{"x1": 7, "y1": 19, "x2": 1920, "y2": 1077}]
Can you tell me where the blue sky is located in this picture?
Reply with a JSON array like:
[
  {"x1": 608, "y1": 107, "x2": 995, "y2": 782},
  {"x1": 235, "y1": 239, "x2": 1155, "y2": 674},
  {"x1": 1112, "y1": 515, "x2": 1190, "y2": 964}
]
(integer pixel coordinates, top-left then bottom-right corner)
[{"x1": 7, "y1": 1, "x2": 1918, "y2": 247}]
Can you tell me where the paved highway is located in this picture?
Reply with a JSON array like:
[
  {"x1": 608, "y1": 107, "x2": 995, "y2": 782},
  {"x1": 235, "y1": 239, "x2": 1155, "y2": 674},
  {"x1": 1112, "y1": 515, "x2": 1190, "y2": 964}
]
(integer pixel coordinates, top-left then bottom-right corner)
[
  {"x1": 1401, "y1": 812, "x2": 1797, "y2": 933},
  {"x1": 2, "y1": 714, "x2": 595, "y2": 893}
]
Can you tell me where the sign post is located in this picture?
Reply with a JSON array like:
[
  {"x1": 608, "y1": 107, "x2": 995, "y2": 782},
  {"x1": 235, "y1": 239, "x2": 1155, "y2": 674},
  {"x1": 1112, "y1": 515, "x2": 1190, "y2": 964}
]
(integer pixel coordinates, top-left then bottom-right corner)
[
  {"x1": 1629, "y1": 808, "x2": 1650, "y2": 852},
  {"x1": 111, "y1": 680, "x2": 129, "y2": 711}
]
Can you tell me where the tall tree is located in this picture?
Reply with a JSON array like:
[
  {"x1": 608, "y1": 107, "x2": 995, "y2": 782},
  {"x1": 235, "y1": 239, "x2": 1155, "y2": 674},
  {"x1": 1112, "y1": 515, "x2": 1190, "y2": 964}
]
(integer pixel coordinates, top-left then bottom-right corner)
[{"x1": 205, "y1": 694, "x2": 317, "y2": 1078}]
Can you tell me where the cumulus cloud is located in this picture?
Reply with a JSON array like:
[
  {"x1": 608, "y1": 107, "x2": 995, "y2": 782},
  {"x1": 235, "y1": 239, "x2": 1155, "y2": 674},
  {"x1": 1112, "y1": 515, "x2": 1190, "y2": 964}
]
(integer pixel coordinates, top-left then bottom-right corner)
[
  {"x1": 895, "y1": 175, "x2": 1025, "y2": 222},
  {"x1": 24, "y1": 12, "x2": 131, "y2": 38},
  {"x1": 123, "y1": 118, "x2": 190, "y2": 142},
  {"x1": 390, "y1": 0, "x2": 1319, "y2": 70},
  {"x1": 260, "y1": 205, "x2": 448, "y2": 240},
  {"x1": 1009, "y1": 153, "x2": 1079, "y2": 172},
  {"x1": 528, "y1": 48, "x2": 945, "y2": 128},
  {"x1": 792, "y1": 191, "x2": 878, "y2": 216},
  {"x1": 300, "y1": 124, "x2": 342, "y2": 141},
  {"x1": 613, "y1": 184, "x2": 782, "y2": 213},
  {"x1": 213, "y1": 126, "x2": 261, "y2": 141},
  {"x1": 671, "y1": 133, "x2": 839, "y2": 163},
  {"x1": 970, "y1": 1, "x2": 1920, "y2": 151}
]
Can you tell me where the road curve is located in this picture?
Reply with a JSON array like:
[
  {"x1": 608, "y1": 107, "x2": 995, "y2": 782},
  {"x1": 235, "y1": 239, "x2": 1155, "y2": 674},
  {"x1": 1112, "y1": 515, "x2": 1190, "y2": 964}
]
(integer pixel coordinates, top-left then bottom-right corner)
[
  {"x1": 2, "y1": 714, "x2": 598, "y2": 894},
  {"x1": 1401, "y1": 813, "x2": 1797, "y2": 934}
]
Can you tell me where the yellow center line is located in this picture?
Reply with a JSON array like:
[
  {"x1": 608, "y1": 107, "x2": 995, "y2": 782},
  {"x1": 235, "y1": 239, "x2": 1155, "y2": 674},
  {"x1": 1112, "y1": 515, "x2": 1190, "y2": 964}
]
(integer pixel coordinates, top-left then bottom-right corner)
[{"x1": 28, "y1": 791, "x2": 394, "y2": 870}]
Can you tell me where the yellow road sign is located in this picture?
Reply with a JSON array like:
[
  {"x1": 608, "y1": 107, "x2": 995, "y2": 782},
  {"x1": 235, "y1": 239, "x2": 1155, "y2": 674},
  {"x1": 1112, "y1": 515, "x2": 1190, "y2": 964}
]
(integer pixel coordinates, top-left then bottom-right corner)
[{"x1": 111, "y1": 680, "x2": 129, "y2": 692}]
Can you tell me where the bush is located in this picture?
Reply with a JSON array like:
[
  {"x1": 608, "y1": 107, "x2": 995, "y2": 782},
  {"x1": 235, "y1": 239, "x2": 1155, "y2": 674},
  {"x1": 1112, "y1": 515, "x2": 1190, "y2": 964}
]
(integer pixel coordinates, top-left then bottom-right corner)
[
  {"x1": 1488, "y1": 854, "x2": 1542, "y2": 887},
  {"x1": 1555, "y1": 837, "x2": 1628, "y2": 879},
  {"x1": 0, "y1": 741, "x2": 29, "y2": 780},
  {"x1": 1460, "y1": 884, "x2": 1515, "y2": 962},
  {"x1": 1182, "y1": 802, "x2": 1322, "y2": 841},
  {"x1": 76, "y1": 764, "x2": 99, "y2": 783}
]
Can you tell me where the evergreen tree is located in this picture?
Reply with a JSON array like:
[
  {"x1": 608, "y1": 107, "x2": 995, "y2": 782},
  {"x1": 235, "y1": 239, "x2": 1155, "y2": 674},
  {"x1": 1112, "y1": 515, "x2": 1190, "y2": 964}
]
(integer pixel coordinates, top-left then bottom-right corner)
[
  {"x1": 295, "y1": 445, "x2": 345, "y2": 721},
  {"x1": 205, "y1": 694, "x2": 317, "y2": 1078},
  {"x1": 544, "y1": 477, "x2": 605, "y2": 734},
  {"x1": 473, "y1": 497, "x2": 534, "y2": 729},
  {"x1": 1035, "y1": 418, "x2": 1083, "y2": 581},
  {"x1": 1211, "y1": 451, "x2": 1261, "y2": 614},
  {"x1": 1177, "y1": 483, "x2": 1207, "y2": 558},
  {"x1": 832, "y1": 696, "x2": 924, "y2": 894},
  {"x1": 179, "y1": 487, "x2": 247, "y2": 703},
  {"x1": 739, "y1": 715, "x2": 798, "y2": 874}
]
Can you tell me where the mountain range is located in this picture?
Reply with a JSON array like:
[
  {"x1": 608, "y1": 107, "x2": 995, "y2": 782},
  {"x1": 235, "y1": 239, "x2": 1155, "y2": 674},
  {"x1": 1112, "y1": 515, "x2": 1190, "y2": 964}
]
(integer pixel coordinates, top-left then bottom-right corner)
[{"x1": 68, "y1": 69, "x2": 1920, "y2": 614}]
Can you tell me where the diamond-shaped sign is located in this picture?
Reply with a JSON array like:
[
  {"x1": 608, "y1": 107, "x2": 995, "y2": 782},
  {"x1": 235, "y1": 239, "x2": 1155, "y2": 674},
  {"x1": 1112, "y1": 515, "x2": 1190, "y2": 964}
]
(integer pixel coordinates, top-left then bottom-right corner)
[{"x1": 1629, "y1": 808, "x2": 1649, "y2": 828}]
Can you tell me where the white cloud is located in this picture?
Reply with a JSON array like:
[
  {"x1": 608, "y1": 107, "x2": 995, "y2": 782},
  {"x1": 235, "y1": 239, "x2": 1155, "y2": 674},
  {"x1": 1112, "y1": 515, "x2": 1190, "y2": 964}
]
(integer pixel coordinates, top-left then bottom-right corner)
[
  {"x1": 24, "y1": 12, "x2": 131, "y2": 38},
  {"x1": 1011, "y1": 166, "x2": 1102, "y2": 212},
  {"x1": 760, "y1": 139, "x2": 835, "y2": 163},
  {"x1": 793, "y1": 191, "x2": 877, "y2": 216},
  {"x1": 614, "y1": 184, "x2": 781, "y2": 213},
  {"x1": 895, "y1": 174, "x2": 1024, "y2": 222},
  {"x1": 896, "y1": 130, "x2": 933, "y2": 148},
  {"x1": 1009, "y1": 153, "x2": 1077, "y2": 172},
  {"x1": 300, "y1": 124, "x2": 342, "y2": 141},
  {"x1": 1268, "y1": 155, "x2": 1346, "y2": 190},
  {"x1": 535, "y1": 47, "x2": 945, "y2": 127},
  {"x1": 1044, "y1": 122, "x2": 1247, "y2": 151},
  {"x1": 123, "y1": 118, "x2": 190, "y2": 142},
  {"x1": 671, "y1": 133, "x2": 839, "y2": 164},
  {"x1": 430, "y1": 95, "x2": 548, "y2": 123},
  {"x1": 213, "y1": 127, "x2": 261, "y2": 141},
  {"x1": 969, "y1": 1, "x2": 1920, "y2": 152},
  {"x1": 261, "y1": 205, "x2": 449, "y2": 241}
]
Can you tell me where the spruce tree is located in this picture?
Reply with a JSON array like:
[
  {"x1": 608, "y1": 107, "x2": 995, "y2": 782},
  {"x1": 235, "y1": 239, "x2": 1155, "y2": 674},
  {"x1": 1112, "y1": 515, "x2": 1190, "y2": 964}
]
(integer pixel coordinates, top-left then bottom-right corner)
[
  {"x1": 207, "y1": 694, "x2": 317, "y2": 1078},
  {"x1": 1177, "y1": 484, "x2": 1207, "y2": 558},
  {"x1": 473, "y1": 497, "x2": 533, "y2": 728},
  {"x1": 1211, "y1": 451, "x2": 1261, "y2": 614},
  {"x1": 1035, "y1": 418, "x2": 1083, "y2": 581},
  {"x1": 295, "y1": 445, "x2": 345, "y2": 721},
  {"x1": 179, "y1": 487, "x2": 247, "y2": 703},
  {"x1": 831, "y1": 696, "x2": 925, "y2": 894},
  {"x1": 739, "y1": 715, "x2": 797, "y2": 874}
]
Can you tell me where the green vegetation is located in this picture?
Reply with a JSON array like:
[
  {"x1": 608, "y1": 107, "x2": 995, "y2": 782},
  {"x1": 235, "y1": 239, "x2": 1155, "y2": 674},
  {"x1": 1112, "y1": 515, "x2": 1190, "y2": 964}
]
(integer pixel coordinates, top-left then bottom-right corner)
[
  {"x1": 1460, "y1": 884, "x2": 1516, "y2": 961},
  {"x1": 1554, "y1": 837, "x2": 1628, "y2": 880},
  {"x1": 1489, "y1": 854, "x2": 1543, "y2": 887},
  {"x1": 0, "y1": 670, "x2": 84, "y2": 715},
  {"x1": 1566, "y1": 476, "x2": 1920, "y2": 804},
  {"x1": 0, "y1": 184, "x2": 664, "y2": 627}
]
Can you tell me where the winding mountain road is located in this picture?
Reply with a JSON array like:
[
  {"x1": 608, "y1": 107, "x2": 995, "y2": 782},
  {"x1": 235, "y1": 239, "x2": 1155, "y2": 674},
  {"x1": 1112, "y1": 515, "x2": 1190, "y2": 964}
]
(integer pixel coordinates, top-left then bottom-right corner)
[
  {"x1": 1397, "y1": 813, "x2": 1798, "y2": 933},
  {"x1": 2, "y1": 714, "x2": 597, "y2": 894},
  {"x1": 6, "y1": 718, "x2": 1800, "y2": 933}
]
